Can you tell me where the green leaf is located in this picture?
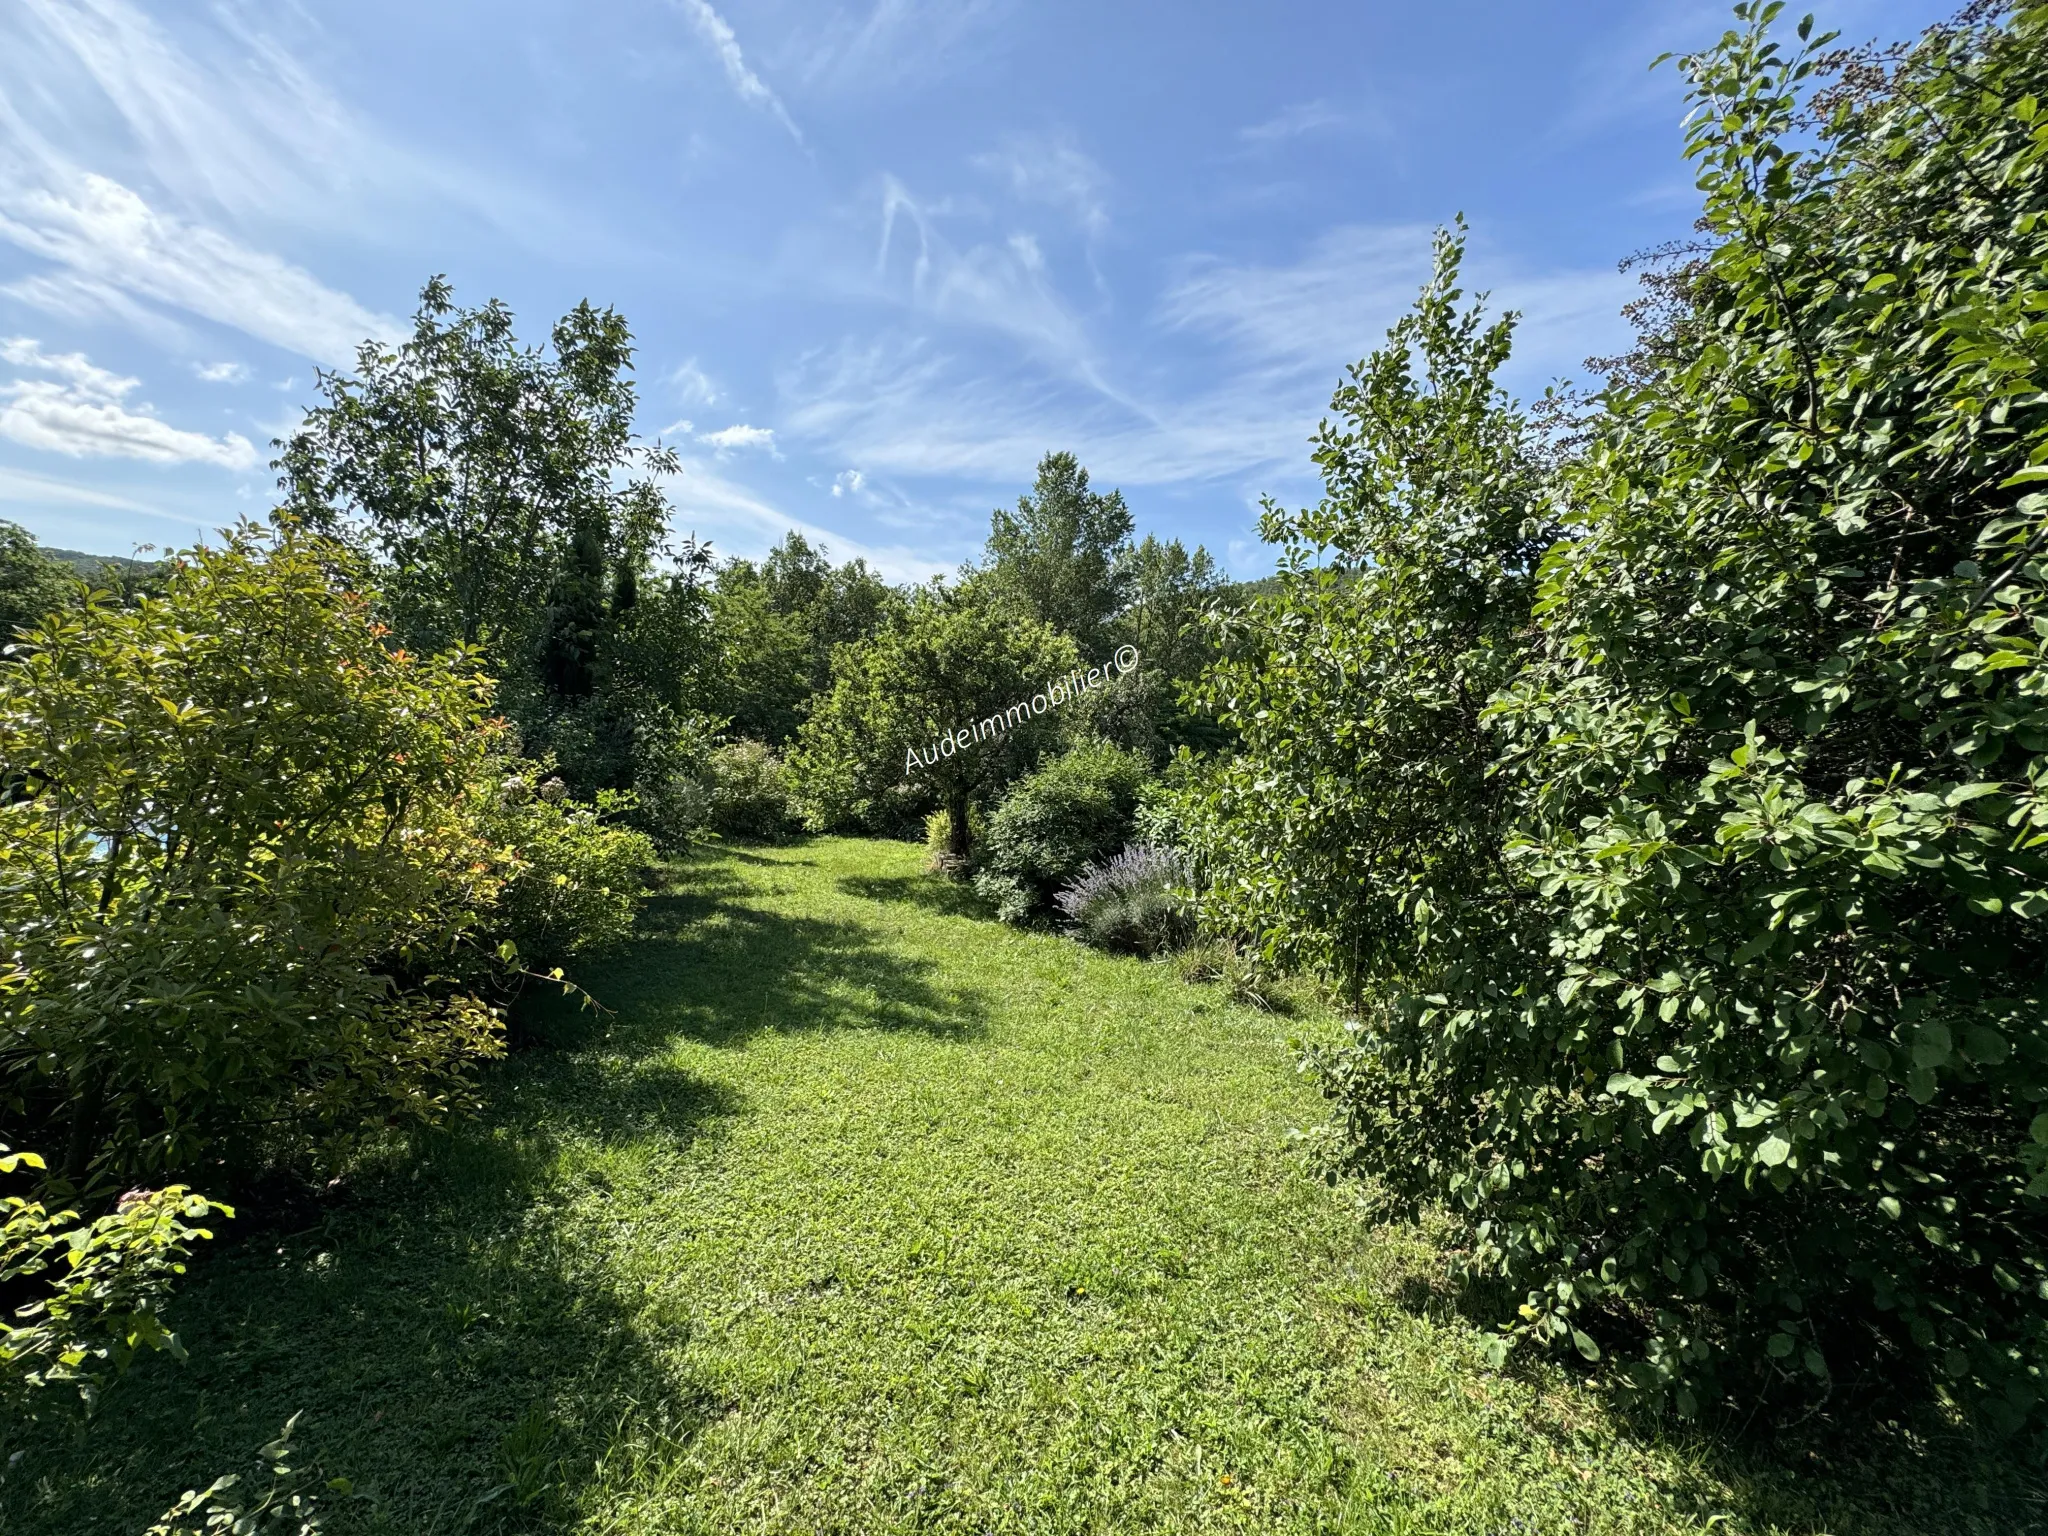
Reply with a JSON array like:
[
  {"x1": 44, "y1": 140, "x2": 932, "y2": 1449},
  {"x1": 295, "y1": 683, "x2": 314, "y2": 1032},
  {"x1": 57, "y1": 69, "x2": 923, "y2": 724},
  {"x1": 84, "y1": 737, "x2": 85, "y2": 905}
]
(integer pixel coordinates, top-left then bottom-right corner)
[
  {"x1": 1962, "y1": 1026, "x2": 2009, "y2": 1066},
  {"x1": 1911, "y1": 1023, "x2": 1952, "y2": 1070},
  {"x1": 1756, "y1": 1132, "x2": 1791, "y2": 1167}
]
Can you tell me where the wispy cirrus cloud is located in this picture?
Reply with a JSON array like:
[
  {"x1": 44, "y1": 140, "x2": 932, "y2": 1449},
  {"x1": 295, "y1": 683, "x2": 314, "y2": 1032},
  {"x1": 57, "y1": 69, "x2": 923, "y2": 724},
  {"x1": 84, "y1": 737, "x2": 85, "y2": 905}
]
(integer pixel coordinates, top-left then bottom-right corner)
[
  {"x1": 788, "y1": 0, "x2": 1009, "y2": 94},
  {"x1": 0, "y1": 336, "x2": 257, "y2": 468},
  {"x1": 0, "y1": 173, "x2": 399, "y2": 365},
  {"x1": 972, "y1": 131, "x2": 1109, "y2": 239},
  {"x1": 673, "y1": 0, "x2": 803, "y2": 144},
  {"x1": 871, "y1": 174, "x2": 1104, "y2": 381},
  {"x1": 781, "y1": 221, "x2": 1633, "y2": 518},
  {"x1": 0, "y1": 1, "x2": 401, "y2": 365},
  {"x1": 1161, "y1": 223, "x2": 1633, "y2": 383},
  {"x1": 1237, "y1": 99, "x2": 1350, "y2": 147},
  {"x1": 657, "y1": 454, "x2": 950, "y2": 584}
]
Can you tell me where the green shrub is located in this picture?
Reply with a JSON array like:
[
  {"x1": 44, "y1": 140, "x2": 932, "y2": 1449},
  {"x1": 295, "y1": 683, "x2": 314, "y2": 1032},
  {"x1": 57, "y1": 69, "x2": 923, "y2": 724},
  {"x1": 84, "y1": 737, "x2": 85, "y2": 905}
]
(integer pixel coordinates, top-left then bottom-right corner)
[
  {"x1": 1, "y1": 1145, "x2": 229, "y2": 1408},
  {"x1": 479, "y1": 767, "x2": 654, "y2": 977},
  {"x1": 973, "y1": 742, "x2": 1150, "y2": 923},
  {"x1": 0, "y1": 525, "x2": 513, "y2": 1187},
  {"x1": 708, "y1": 739, "x2": 798, "y2": 841},
  {"x1": 1187, "y1": 3, "x2": 2048, "y2": 1429}
]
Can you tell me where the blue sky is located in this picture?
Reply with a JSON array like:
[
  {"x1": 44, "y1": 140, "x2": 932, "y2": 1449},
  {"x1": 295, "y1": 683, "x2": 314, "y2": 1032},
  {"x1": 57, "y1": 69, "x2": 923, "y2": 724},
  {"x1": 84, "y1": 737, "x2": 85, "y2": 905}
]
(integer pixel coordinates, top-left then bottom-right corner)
[{"x1": 0, "y1": 0, "x2": 1951, "y2": 581}]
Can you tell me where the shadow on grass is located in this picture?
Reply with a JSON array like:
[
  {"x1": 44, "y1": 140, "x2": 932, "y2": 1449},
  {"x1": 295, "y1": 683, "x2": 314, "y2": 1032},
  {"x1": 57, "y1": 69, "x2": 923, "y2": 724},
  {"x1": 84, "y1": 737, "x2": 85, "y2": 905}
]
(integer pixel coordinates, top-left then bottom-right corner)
[
  {"x1": 0, "y1": 1056, "x2": 734, "y2": 1535},
  {"x1": 1379, "y1": 1245, "x2": 2048, "y2": 1534},
  {"x1": 835, "y1": 871, "x2": 997, "y2": 922},
  {"x1": 0, "y1": 852, "x2": 901, "y2": 1535},
  {"x1": 516, "y1": 864, "x2": 996, "y2": 1053}
]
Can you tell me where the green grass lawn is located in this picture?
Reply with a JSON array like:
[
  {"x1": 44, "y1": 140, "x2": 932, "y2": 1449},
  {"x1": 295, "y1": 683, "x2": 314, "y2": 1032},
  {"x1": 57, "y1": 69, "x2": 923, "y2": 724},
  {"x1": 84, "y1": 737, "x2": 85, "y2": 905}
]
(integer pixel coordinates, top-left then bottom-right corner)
[{"x1": 2, "y1": 837, "x2": 2038, "y2": 1534}]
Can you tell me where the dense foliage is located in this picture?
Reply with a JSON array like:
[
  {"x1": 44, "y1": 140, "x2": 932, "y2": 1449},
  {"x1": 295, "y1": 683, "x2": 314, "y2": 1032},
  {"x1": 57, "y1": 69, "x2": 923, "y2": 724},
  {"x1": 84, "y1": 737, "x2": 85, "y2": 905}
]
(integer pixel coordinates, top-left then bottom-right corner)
[
  {"x1": 709, "y1": 534, "x2": 901, "y2": 746},
  {"x1": 1182, "y1": 0, "x2": 2048, "y2": 1431},
  {"x1": 705, "y1": 740, "x2": 800, "y2": 842},
  {"x1": 0, "y1": 524, "x2": 73, "y2": 648},
  {"x1": 789, "y1": 582, "x2": 1077, "y2": 858},
  {"x1": 277, "y1": 281, "x2": 720, "y2": 841},
  {"x1": 0, "y1": 526, "x2": 635, "y2": 1190},
  {"x1": 982, "y1": 452, "x2": 1135, "y2": 657},
  {"x1": 973, "y1": 741, "x2": 1152, "y2": 923}
]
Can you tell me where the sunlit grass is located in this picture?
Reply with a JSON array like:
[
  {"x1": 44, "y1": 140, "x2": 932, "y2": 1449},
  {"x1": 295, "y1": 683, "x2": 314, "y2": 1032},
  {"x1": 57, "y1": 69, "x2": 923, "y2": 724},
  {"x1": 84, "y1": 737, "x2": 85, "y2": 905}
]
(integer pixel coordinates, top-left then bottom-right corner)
[{"x1": 2, "y1": 838, "x2": 2034, "y2": 1534}]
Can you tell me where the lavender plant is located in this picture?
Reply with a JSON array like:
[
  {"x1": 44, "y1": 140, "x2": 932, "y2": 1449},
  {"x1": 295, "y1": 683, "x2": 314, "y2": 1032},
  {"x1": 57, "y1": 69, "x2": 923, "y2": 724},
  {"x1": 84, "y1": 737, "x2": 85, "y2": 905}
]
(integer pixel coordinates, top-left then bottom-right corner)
[{"x1": 1054, "y1": 844, "x2": 1192, "y2": 955}]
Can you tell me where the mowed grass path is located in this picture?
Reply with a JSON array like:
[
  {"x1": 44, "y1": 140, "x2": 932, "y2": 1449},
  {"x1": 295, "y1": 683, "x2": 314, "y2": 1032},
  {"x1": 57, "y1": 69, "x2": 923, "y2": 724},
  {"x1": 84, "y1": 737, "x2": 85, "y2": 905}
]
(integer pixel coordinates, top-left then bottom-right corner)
[{"x1": 3, "y1": 839, "x2": 2035, "y2": 1534}]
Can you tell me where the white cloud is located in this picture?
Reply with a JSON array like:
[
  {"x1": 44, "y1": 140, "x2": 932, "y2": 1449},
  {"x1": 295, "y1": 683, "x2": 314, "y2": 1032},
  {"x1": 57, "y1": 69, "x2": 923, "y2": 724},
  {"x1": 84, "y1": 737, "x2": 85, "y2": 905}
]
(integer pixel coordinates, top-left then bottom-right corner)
[
  {"x1": 0, "y1": 1, "x2": 428, "y2": 367},
  {"x1": 0, "y1": 174, "x2": 397, "y2": 366},
  {"x1": 657, "y1": 456, "x2": 948, "y2": 583},
  {"x1": 2, "y1": 0, "x2": 363, "y2": 225},
  {"x1": 193, "y1": 360, "x2": 249, "y2": 384},
  {"x1": 873, "y1": 175, "x2": 1101, "y2": 377},
  {"x1": 673, "y1": 0, "x2": 803, "y2": 144},
  {"x1": 0, "y1": 463, "x2": 165, "y2": 515},
  {"x1": 0, "y1": 336, "x2": 258, "y2": 469},
  {"x1": 1237, "y1": 100, "x2": 1349, "y2": 147},
  {"x1": 973, "y1": 131, "x2": 1109, "y2": 238},
  {"x1": 1, "y1": 337, "x2": 134, "y2": 398},
  {"x1": 666, "y1": 357, "x2": 720, "y2": 406},
  {"x1": 1160, "y1": 224, "x2": 1633, "y2": 383},
  {"x1": 1158, "y1": 224, "x2": 1437, "y2": 365},
  {"x1": 791, "y1": 0, "x2": 1009, "y2": 94},
  {"x1": 831, "y1": 468, "x2": 866, "y2": 496},
  {"x1": 781, "y1": 223, "x2": 1633, "y2": 500},
  {"x1": 699, "y1": 423, "x2": 777, "y2": 453}
]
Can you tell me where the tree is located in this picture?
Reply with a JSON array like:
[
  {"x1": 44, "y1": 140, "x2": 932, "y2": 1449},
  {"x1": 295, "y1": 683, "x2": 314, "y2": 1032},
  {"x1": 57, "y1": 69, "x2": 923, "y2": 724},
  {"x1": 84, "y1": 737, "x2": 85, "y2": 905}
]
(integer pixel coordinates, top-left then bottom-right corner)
[
  {"x1": 1094, "y1": 533, "x2": 1228, "y2": 757},
  {"x1": 788, "y1": 581, "x2": 1076, "y2": 859},
  {"x1": 278, "y1": 278, "x2": 671, "y2": 661},
  {"x1": 1178, "y1": 223, "x2": 1554, "y2": 985},
  {"x1": 0, "y1": 523, "x2": 74, "y2": 648},
  {"x1": 277, "y1": 281, "x2": 718, "y2": 829},
  {"x1": 982, "y1": 452, "x2": 1134, "y2": 655},
  {"x1": 710, "y1": 533, "x2": 903, "y2": 744}
]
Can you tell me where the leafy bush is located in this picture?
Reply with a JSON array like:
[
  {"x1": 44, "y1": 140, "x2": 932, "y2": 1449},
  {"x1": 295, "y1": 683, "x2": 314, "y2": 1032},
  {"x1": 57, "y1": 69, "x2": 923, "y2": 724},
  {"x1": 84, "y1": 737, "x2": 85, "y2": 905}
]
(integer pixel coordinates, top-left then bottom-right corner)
[
  {"x1": 0, "y1": 525, "x2": 510, "y2": 1186},
  {"x1": 708, "y1": 739, "x2": 798, "y2": 841},
  {"x1": 1, "y1": 1145, "x2": 229, "y2": 1408},
  {"x1": 973, "y1": 742, "x2": 1151, "y2": 924},
  {"x1": 479, "y1": 766, "x2": 654, "y2": 977},
  {"x1": 146, "y1": 1413, "x2": 332, "y2": 1535},
  {"x1": 536, "y1": 697, "x2": 713, "y2": 852},
  {"x1": 1054, "y1": 844, "x2": 1191, "y2": 954},
  {"x1": 1186, "y1": 3, "x2": 2048, "y2": 1430}
]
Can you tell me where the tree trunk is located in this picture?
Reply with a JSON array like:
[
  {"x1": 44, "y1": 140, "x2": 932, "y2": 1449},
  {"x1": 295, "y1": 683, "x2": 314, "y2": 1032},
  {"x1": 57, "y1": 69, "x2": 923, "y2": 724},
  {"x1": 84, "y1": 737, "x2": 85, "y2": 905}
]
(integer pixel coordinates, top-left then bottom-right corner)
[
  {"x1": 63, "y1": 1064, "x2": 106, "y2": 1187},
  {"x1": 946, "y1": 782, "x2": 972, "y2": 863}
]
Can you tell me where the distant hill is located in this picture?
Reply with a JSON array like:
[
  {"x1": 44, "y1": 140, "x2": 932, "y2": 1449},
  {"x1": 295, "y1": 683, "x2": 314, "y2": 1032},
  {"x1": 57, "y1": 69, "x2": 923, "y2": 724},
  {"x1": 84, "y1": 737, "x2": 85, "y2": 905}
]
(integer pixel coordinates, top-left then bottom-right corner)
[{"x1": 38, "y1": 546, "x2": 163, "y2": 577}]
